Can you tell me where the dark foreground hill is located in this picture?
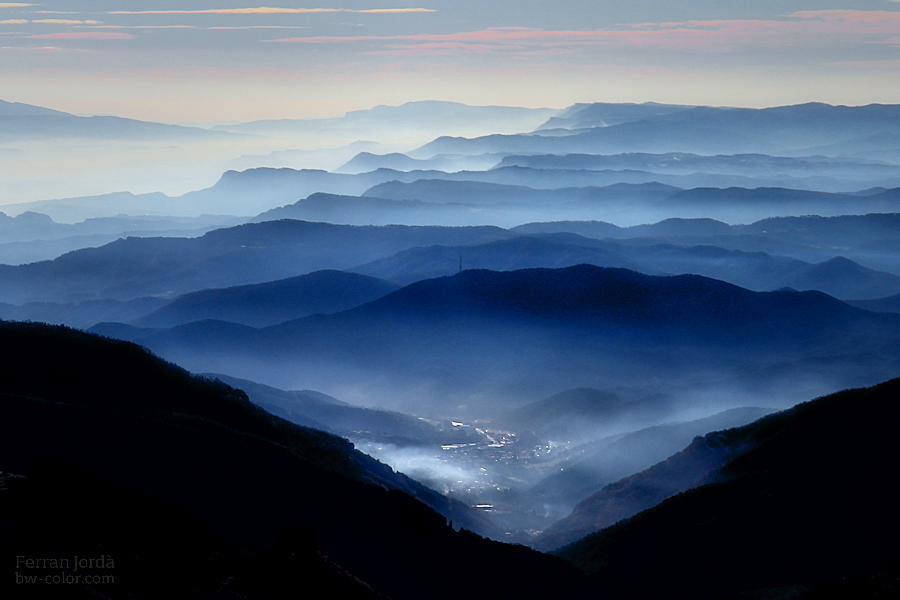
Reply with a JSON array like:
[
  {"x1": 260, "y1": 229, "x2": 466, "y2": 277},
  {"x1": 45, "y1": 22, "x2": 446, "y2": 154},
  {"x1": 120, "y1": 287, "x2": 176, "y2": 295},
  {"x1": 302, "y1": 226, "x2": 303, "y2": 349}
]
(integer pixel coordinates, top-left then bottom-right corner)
[
  {"x1": 210, "y1": 373, "x2": 473, "y2": 446},
  {"x1": 0, "y1": 321, "x2": 583, "y2": 600},
  {"x1": 556, "y1": 378, "x2": 900, "y2": 599},
  {"x1": 524, "y1": 407, "x2": 775, "y2": 528}
]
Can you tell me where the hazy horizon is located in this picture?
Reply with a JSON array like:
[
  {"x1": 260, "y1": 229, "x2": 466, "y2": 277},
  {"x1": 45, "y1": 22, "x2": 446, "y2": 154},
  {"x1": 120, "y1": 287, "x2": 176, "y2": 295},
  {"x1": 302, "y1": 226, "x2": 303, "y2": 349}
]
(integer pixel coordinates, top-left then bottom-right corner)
[{"x1": 2, "y1": 2, "x2": 900, "y2": 123}]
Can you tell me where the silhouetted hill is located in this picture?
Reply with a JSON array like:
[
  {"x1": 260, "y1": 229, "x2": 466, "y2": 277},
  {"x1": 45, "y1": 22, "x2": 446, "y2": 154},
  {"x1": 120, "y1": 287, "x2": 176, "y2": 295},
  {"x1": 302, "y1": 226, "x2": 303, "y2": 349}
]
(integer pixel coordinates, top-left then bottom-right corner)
[
  {"x1": 0, "y1": 212, "x2": 245, "y2": 263},
  {"x1": 531, "y1": 407, "x2": 776, "y2": 550},
  {"x1": 136, "y1": 270, "x2": 399, "y2": 328},
  {"x1": 362, "y1": 177, "x2": 900, "y2": 223},
  {"x1": 413, "y1": 104, "x2": 900, "y2": 162},
  {"x1": 0, "y1": 321, "x2": 583, "y2": 599},
  {"x1": 493, "y1": 388, "x2": 644, "y2": 438},
  {"x1": 535, "y1": 102, "x2": 692, "y2": 130},
  {"x1": 0, "y1": 296, "x2": 167, "y2": 330},
  {"x1": 772, "y1": 256, "x2": 900, "y2": 300},
  {"x1": 0, "y1": 191, "x2": 192, "y2": 223},
  {"x1": 511, "y1": 220, "x2": 624, "y2": 239},
  {"x1": 669, "y1": 186, "x2": 853, "y2": 206},
  {"x1": 556, "y1": 377, "x2": 900, "y2": 599},
  {"x1": 90, "y1": 266, "x2": 900, "y2": 416},
  {"x1": 670, "y1": 185, "x2": 900, "y2": 215},
  {"x1": 352, "y1": 236, "x2": 646, "y2": 285},
  {"x1": 178, "y1": 167, "x2": 397, "y2": 215},
  {"x1": 492, "y1": 388, "x2": 759, "y2": 452},
  {"x1": 0, "y1": 107, "x2": 234, "y2": 141},
  {"x1": 517, "y1": 213, "x2": 900, "y2": 247},
  {"x1": 495, "y1": 152, "x2": 900, "y2": 184},
  {"x1": 0, "y1": 220, "x2": 514, "y2": 303},
  {"x1": 365, "y1": 176, "x2": 682, "y2": 203},
  {"x1": 740, "y1": 211, "x2": 900, "y2": 247},
  {"x1": 847, "y1": 292, "x2": 900, "y2": 313},
  {"x1": 352, "y1": 233, "x2": 868, "y2": 297},
  {"x1": 214, "y1": 101, "x2": 555, "y2": 138},
  {"x1": 336, "y1": 151, "x2": 504, "y2": 174},
  {"x1": 0, "y1": 99, "x2": 70, "y2": 117},
  {"x1": 366, "y1": 179, "x2": 556, "y2": 205},
  {"x1": 336, "y1": 151, "x2": 461, "y2": 174},
  {"x1": 251, "y1": 192, "x2": 525, "y2": 226},
  {"x1": 626, "y1": 216, "x2": 733, "y2": 237},
  {"x1": 512, "y1": 212, "x2": 900, "y2": 276},
  {"x1": 211, "y1": 373, "x2": 476, "y2": 446}
]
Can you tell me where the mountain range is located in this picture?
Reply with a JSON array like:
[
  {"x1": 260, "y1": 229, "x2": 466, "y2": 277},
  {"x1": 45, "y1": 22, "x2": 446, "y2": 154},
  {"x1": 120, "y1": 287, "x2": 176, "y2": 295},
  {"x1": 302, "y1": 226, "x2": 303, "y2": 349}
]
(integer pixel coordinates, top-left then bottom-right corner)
[
  {"x1": 88, "y1": 265, "x2": 900, "y2": 418},
  {"x1": 4, "y1": 96, "x2": 900, "y2": 600}
]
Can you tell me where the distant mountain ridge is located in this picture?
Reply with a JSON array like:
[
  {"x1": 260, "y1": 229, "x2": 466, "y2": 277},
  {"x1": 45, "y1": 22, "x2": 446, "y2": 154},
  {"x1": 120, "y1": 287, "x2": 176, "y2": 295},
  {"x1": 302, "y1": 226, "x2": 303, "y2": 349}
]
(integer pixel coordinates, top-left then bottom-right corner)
[
  {"x1": 212, "y1": 101, "x2": 556, "y2": 141},
  {"x1": 10, "y1": 164, "x2": 900, "y2": 223},
  {"x1": 0, "y1": 99, "x2": 70, "y2": 117},
  {"x1": 0, "y1": 99, "x2": 235, "y2": 141},
  {"x1": 412, "y1": 103, "x2": 900, "y2": 161},
  {"x1": 494, "y1": 152, "x2": 900, "y2": 187},
  {"x1": 535, "y1": 101, "x2": 693, "y2": 130}
]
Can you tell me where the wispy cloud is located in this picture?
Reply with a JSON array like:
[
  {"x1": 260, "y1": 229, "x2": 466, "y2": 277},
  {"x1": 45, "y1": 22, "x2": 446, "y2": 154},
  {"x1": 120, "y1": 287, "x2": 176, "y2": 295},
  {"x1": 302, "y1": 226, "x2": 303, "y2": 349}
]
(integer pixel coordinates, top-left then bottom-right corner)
[
  {"x1": 826, "y1": 59, "x2": 900, "y2": 67},
  {"x1": 370, "y1": 42, "x2": 498, "y2": 56},
  {"x1": 208, "y1": 25, "x2": 307, "y2": 29},
  {"x1": 0, "y1": 3, "x2": 32, "y2": 7},
  {"x1": 91, "y1": 25, "x2": 196, "y2": 29},
  {"x1": 2, "y1": 18, "x2": 103, "y2": 25},
  {"x1": 28, "y1": 32, "x2": 135, "y2": 39},
  {"x1": 268, "y1": 10, "x2": 900, "y2": 54},
  {"x1": 359, "y1": 9, "x2": 433, "y2": 13},
  {"x1": 33, "y1": 19, "x2": 102, "y2": 25},
  {"x1": 1, "y1": 44, "x2": 61, "y2": 49},
  {"x1": 109, "y1": 7, "x2": 434, "y2": 15}
]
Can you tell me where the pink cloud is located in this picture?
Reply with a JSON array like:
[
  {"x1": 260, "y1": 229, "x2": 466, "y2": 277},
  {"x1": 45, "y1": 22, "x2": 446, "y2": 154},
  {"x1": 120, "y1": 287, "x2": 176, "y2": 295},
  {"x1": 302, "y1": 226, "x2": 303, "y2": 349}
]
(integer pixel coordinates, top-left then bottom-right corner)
[
  {"x1": 111, "y1": 8, "x2": 342, "y2": 15},
  {"x1": 28, "y1": 32, "x2": 135, "y2": 39},
  {"x1": 92, "y1": 25, "x2": 196, "y2": 29},
  {"x1": 269, "y1": 10, "x2": 900, "y2": 54},
  {"x1": 826, "y1": 59, "x2": 900, "y2": 68},
  {"x1": 367, "y1": 42, "x2": 499, "y2": 56},
  {"x1": 208, "y1": 25, "x2": 306, "y2": 30},
  {"x1": 109, "y1": 7, "x2": 433, "y2": 15},
  {"x1": 358, "y1": 8, "x2": 434, "y2": 13}
]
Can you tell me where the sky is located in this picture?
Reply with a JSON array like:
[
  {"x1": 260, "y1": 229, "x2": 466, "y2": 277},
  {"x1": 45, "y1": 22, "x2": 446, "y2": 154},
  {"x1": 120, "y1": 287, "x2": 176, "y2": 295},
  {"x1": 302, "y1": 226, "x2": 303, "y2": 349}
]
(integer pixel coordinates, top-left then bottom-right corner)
[{"x1": 1, "y1": 1, "x2": 900, "y2": 122}]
